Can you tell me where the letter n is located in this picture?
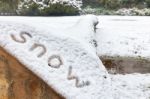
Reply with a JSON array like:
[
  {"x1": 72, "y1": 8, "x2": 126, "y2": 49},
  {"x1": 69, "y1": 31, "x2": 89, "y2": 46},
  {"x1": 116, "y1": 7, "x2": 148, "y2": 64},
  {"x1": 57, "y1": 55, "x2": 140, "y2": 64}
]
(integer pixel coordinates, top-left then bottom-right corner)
[{"x1": 29, "y1": 43, "x2": 47, "y2": 57}]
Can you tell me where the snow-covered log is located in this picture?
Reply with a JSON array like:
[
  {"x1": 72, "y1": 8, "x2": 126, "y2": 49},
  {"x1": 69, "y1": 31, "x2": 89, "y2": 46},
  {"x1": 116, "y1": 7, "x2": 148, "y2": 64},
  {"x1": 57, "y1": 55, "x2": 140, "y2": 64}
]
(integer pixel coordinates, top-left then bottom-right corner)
[
  {"x1": 1, "y1": 15, "x2": 150, "y2": 99},
  {"x1": 0, "y1": 15, "x2": 111, "y2": 99}
]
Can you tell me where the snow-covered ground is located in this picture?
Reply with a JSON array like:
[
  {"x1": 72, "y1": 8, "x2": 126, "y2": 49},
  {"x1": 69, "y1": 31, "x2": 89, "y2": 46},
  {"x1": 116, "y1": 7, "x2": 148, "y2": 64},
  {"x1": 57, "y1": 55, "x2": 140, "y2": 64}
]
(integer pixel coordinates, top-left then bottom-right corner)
[
  {"x1": 97, "y1": 16, "x2": 150, "y2": 58},
  {"x1": 0, "y1": 16, "x2": 150, "y2": 99}
]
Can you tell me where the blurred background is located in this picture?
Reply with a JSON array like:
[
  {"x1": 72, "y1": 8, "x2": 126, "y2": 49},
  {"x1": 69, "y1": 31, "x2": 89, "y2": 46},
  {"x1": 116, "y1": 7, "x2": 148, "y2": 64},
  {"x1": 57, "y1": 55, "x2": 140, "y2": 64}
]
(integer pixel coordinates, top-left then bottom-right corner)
[{"x1": 0, "y1": 0, "x2": 150, "y2": 16}]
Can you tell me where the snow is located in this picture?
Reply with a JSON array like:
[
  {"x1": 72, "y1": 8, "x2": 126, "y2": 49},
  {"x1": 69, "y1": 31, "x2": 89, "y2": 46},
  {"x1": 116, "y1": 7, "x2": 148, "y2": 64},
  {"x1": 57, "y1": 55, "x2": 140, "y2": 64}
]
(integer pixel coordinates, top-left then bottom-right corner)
[
  {"x1": 96, "y1": 16, "x2": 150, "y2": 58},
  {"x1": 0, "y1": 15, "x2": 150, "y2": 99},
  {"x1": 111, "y1": 74, "x2": 150, "y2": 99}
]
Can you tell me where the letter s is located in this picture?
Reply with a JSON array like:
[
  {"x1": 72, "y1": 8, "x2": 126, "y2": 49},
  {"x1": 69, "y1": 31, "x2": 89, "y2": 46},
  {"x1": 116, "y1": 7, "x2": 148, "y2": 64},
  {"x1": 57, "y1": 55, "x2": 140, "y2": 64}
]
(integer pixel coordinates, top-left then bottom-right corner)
[{"x1": 11, "y1": 31, "x2": 32, "y2": 43}]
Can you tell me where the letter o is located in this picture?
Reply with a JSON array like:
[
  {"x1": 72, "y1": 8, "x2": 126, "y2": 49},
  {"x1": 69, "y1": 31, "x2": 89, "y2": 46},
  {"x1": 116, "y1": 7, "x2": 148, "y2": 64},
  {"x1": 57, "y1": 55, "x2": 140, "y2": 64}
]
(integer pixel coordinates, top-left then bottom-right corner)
[{"x1": 48, "y1": 55, "x2": 63, "y2": 68}]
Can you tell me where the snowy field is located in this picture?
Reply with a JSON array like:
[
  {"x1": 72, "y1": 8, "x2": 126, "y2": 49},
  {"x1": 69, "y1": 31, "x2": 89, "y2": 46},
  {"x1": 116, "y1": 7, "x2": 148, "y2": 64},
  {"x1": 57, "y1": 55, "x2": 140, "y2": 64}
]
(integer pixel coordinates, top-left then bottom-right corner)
[
  {"x1": 97, "y1": 16, "x2": 150, "y2": 58},
  {"x1": 1, "y1": 16, "x2": 150, "y2": 99}
]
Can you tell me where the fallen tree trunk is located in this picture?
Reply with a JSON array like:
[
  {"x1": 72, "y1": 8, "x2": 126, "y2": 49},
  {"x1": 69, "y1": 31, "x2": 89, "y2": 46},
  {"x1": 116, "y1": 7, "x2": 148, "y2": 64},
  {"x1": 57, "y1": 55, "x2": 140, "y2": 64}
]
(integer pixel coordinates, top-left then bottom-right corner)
[{"x1": 0, "y1": 47, "x2": 63, "y2": 99}]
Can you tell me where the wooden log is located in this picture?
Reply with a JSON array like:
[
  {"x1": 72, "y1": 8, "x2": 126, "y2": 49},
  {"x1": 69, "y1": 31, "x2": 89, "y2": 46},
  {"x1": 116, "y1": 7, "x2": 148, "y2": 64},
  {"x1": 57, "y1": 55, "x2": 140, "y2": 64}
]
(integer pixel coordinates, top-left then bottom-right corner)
[{"x1": 0, "y1": 47, "x2": 64, "y2": 99}]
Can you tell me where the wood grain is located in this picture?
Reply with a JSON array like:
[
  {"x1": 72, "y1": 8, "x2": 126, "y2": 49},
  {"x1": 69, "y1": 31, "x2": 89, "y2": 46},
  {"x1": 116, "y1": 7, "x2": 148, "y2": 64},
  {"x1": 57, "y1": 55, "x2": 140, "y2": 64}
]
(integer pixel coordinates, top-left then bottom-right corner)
[{"x1": 0, "y1": 47, "x2": 64, "y2": 99}]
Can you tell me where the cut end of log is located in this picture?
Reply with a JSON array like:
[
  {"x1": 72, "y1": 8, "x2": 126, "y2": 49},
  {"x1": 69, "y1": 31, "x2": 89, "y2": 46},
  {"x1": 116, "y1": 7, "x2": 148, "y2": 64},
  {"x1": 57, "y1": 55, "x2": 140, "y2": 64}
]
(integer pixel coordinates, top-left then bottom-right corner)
[{"x1": 0, "y1": 47, "x2": 64, "y2": 99}]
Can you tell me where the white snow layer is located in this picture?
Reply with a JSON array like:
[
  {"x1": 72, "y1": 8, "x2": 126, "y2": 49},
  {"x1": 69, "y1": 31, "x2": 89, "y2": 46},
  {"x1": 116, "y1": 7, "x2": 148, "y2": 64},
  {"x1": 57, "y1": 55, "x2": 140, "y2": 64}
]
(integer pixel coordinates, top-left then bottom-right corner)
[
  {"x1": 0, "y1": 15, "x2": 150, "y2": 99},
  {"x1": 97, "y1": 16, "x2": 150, "y2": 58}
]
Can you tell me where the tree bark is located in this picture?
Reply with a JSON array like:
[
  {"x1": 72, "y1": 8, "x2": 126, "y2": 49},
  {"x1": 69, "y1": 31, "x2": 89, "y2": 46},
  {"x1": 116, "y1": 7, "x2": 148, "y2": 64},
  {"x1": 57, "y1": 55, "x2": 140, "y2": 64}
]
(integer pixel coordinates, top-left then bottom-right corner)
[{"x1": 0, "y1": 47, "x2": 64, "y2": 99}]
